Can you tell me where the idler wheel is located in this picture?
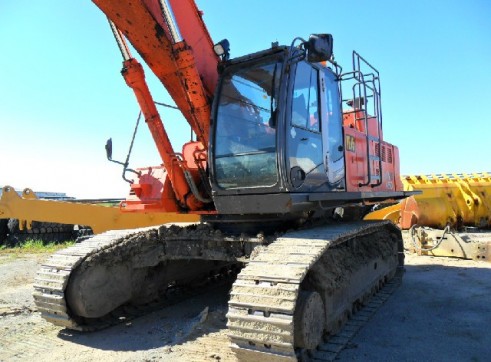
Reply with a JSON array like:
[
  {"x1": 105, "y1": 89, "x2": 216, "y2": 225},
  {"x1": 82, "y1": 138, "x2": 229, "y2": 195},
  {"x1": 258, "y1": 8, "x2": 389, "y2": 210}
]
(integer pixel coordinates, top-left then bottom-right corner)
[{"x1": 294, "y1": 291, "x2": 325, "y2": 349}]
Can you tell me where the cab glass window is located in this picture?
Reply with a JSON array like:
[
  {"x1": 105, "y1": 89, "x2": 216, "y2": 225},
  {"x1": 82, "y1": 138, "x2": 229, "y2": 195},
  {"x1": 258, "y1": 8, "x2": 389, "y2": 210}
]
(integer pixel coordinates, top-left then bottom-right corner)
[{"x1": 291, "y1": 62, "x2": 319, "y2": 132}]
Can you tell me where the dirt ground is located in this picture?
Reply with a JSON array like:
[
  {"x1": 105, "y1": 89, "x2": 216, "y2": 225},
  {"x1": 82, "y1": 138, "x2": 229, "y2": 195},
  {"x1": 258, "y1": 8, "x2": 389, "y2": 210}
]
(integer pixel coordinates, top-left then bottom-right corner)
[{"x1": 0, "y1": 251, "x2": 490, "y2": 362}]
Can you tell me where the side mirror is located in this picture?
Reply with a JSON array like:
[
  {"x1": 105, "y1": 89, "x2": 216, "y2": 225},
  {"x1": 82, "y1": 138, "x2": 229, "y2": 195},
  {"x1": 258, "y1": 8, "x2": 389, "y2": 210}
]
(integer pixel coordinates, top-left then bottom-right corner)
[
  {"x1": 307, "y1": 34, "x2": 333, "y2": 63},
  {"x1": 105, "y1": 138, "x2": 113, "y2": 160},
  {"x1": 104, "y1": 137, "x2": 140, "y2": 184}
]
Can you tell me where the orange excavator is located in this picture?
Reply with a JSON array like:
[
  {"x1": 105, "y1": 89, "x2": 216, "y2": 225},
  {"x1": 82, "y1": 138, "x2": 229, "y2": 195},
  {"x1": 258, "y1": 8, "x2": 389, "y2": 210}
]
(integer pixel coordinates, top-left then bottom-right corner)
[{"x1": 33, "y1": 1, "x2": 415, "y2": 360}]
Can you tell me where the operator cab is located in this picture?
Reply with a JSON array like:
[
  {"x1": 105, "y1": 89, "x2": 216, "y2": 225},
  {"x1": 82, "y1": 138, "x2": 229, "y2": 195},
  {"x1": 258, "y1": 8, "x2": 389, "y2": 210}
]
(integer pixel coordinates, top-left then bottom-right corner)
[{"x1": 209, "y1": 35, "x2": 405, "y2": 218}]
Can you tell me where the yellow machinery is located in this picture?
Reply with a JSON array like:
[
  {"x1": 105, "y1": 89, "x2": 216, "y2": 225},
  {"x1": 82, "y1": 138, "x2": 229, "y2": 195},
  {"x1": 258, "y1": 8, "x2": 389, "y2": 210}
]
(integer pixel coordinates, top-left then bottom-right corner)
[
  {"x1": 0, "y1": 185, "x2": 199, "y2": 241},
  {"x1": 366, "y1": 173, "x2": 491, "y2": 261}
]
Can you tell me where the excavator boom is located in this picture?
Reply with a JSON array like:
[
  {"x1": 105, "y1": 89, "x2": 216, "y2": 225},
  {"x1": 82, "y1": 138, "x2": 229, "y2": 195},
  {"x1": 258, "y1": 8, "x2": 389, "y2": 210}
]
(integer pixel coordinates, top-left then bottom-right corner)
[{"x1": 93, "y1": 0, "x2": 218, "y2": 145}]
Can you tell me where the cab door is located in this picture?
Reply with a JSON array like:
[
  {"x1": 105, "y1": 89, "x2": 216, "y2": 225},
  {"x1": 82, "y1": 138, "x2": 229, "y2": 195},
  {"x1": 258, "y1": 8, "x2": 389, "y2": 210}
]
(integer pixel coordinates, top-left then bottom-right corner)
[
  {"x1": 287, "y1": 61, "x2": 326, "y2": 190},
  {"x1": 320, "y1": 69, "x2": 345, "y2": 189}
]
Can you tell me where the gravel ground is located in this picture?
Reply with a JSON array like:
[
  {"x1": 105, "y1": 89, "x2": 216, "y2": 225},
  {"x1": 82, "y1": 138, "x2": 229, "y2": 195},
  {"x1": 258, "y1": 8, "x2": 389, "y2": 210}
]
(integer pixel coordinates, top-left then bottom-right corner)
[
  {"x1": 338, "y1": 254, "x2": 491, "y2": 361},
  {"x1": 0, "y1": 252, "x2": 490, "y2": 361}
]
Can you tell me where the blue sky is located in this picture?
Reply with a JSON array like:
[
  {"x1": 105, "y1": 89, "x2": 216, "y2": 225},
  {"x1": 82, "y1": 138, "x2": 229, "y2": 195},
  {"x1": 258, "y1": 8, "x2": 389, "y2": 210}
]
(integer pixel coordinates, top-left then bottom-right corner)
[{"x1": 1, "y1": 0, "x2": 490, "y2": 198}]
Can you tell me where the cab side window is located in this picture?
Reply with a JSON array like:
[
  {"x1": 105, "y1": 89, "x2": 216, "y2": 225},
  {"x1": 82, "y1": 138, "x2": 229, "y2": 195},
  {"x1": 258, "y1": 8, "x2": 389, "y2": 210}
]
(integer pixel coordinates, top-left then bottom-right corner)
[
  {"x1": 288, "y1": 61, "x2": 324, "y2": 188},
  {"x1": 291, "y1": 62, "x2": 319, "y2": 132}
]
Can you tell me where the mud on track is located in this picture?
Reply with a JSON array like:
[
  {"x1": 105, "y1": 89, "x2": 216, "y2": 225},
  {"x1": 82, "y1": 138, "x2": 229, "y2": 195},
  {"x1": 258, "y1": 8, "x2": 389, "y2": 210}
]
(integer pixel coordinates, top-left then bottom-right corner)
[{"x1": 1, "y1": 252, "x2": 490, "y2": 361}]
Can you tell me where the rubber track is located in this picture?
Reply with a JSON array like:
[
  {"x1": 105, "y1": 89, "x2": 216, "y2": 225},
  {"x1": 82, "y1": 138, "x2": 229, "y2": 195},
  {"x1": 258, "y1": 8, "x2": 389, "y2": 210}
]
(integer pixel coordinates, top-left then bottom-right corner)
[
  {"x1": 33, "y1": 227, "x2": 240, "y2": 331},
  {"x1": 227, "y1": 221, "x2": 397, "y2": 361},
  {"x1": 33, "y1": 229, "x2": 137, "y2": 330},
  {"x1": 312, "y1": 272, "x2": 402, "y2": 361}
]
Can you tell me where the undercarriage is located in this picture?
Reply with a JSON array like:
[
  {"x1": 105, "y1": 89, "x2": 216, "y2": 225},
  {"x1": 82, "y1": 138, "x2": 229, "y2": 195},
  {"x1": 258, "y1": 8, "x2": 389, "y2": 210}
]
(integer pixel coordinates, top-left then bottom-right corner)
[{"x1": 34, "y1": 220, "x2": 403, "y2": 359}]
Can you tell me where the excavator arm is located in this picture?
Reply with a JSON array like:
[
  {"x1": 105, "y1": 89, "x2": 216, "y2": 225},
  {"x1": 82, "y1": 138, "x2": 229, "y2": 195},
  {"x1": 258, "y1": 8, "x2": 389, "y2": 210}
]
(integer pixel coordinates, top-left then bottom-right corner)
[
  {"x1": 91, "y1": 0, "x2": 222, "y2": 212},
  {"x1": 93, "y1": 0, "x2": 218, "y2": 145}
]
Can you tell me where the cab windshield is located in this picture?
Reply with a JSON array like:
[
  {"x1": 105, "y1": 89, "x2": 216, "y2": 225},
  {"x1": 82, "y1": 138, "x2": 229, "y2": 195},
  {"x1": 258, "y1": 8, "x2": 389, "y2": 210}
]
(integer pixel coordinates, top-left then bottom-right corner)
[{"x1": 214, "y1": 58, "x2": 282, "y2": 189}]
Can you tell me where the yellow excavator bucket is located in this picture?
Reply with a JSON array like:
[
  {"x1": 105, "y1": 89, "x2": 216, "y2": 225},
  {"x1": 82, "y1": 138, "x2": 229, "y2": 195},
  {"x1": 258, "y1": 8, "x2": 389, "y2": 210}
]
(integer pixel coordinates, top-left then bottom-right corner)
[
  {"x1": 401, "y1": 173, "x2": 491, "y2": 229},
  {"x1": 365, "y1": 173, "x2": 491, "y2": 262}
]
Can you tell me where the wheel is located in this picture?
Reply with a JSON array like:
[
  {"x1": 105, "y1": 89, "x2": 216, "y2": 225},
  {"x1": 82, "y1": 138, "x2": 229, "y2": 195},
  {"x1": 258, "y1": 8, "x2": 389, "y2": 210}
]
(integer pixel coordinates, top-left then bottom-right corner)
[
  {"x1": 73, "y1": 226, "x2": 93, "y2": 242},
  {"x1": 6, "y1": 219, "x2": 74, "y2": 245},
  {"x1": 7, "y1": 218, "x2": 20, "y2": 234},
  {"x1": 293, "y1": 290, "x2": 325, "y2": 350},
  {"x1": 0, "y1": 219, "x2": 8, "y2": 244}
]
